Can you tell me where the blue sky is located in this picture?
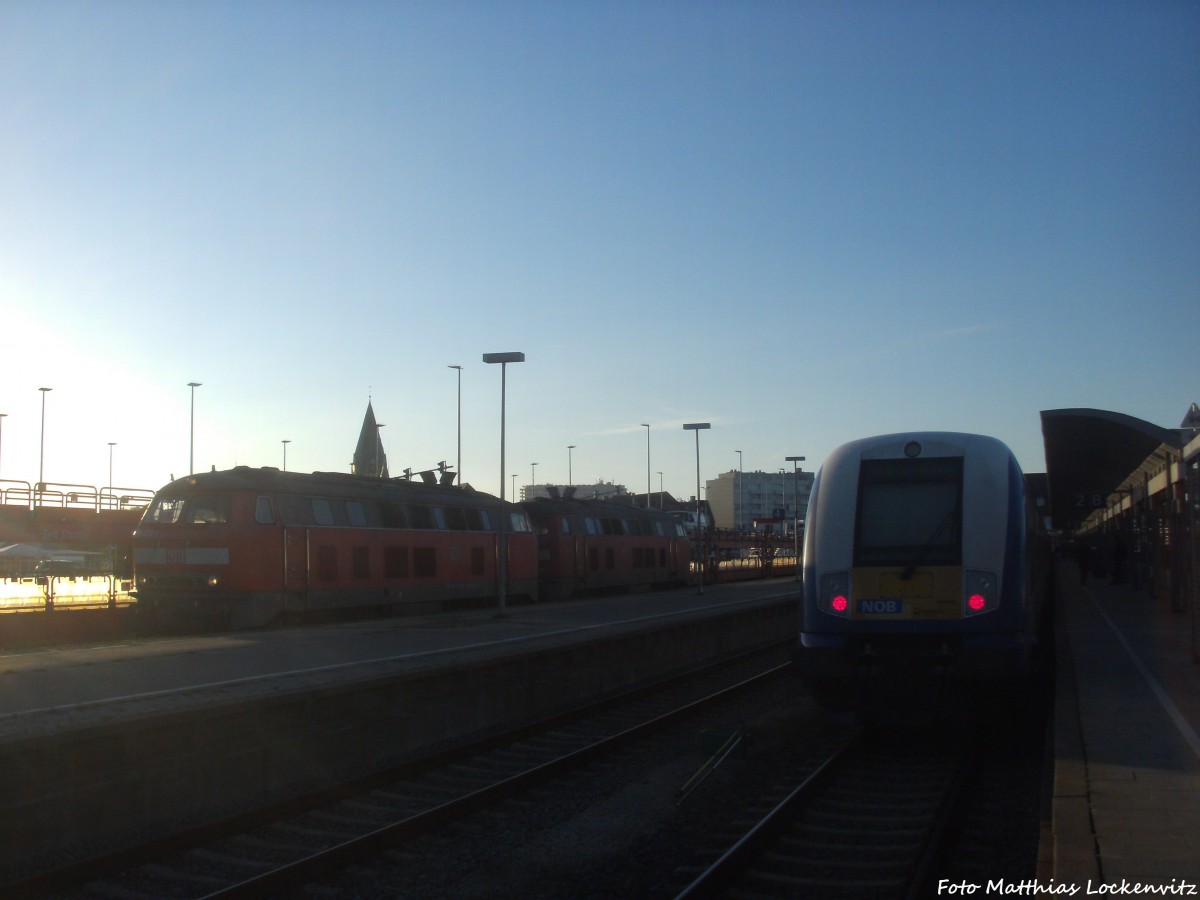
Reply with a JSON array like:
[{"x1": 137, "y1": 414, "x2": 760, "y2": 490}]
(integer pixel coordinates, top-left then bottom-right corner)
[{"x1": 1, "y1": 1, "x2": 1196, "y2": 500}]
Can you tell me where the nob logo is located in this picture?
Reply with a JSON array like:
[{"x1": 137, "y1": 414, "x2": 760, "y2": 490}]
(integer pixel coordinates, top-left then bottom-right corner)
[{"x1": 857, "y1": 599, "x2": 901, "y2": 614}]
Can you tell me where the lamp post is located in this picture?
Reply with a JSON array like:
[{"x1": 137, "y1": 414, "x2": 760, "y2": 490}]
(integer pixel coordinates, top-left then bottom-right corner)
[
  {"x1": 448, "y1": 365, "x2": 462, "y2": 485},
  {"x1": 38, "y1": 387, "x2": 52, "y2": 491},
  {"x1": 683, "y1": 423, "x2": 711, "y2": 593},
  {"x1": 282, "y1": 440, "x2": 291, "y2": 472},
  {"x1": 567, "y1": 445, "x2": 575, "y2": 486},
  {"x1": 786, "y1": 455, "x2": 806, "y2": 580},
  {"x1": 108, "y1": 443, "x2": 116, "y2": 505},
  {"x1": 657, "y1": 471, "x2": 663, "y2": 507},
  {"x1": 483, "y1": 351, "x2": 525, "y2": 617},
  {"x1": 641, "y1": 424, "x2": 651, "y2": 508},
  {"x1": 735, "y1": 449, "x2": 743, "y2": 532},
  {"x1": 187, "y1": 382, "x2": 201, "y2": 475}
]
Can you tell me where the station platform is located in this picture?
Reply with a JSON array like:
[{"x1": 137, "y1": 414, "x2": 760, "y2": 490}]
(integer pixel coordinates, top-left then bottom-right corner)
[
  {"x1": 0, "y1": 579, "x2": 797, "y2": 882},
  {"x1": 1049, "y1": 561, "x2": 1200, "y2": 885}
]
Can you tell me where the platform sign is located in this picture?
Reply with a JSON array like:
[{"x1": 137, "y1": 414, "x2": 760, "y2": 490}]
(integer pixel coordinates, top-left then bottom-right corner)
[{"x1": 1073, "y1": 492, "x2": 1108, "y2": 510}]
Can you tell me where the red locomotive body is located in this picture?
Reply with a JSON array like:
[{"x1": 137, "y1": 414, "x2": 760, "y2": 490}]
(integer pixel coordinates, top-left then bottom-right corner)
[
  {"x1": 133, "y1": 467, "x2": 537, "y2": 628},
  {"x1": 521, "y1": 495, "x2": 692, "y2": 601}
]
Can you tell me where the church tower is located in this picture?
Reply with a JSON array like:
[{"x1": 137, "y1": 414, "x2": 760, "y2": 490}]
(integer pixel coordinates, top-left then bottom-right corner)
[{"x1": 352, "y1": 401, "x2": 388, "y2": 478}]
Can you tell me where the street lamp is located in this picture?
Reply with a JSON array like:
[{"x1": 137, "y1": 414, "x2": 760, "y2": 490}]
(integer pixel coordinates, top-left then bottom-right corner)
[
  {"x1": 38, "y1": 387, "x2": 52, "y2": 491},
  {"x1": 736, "y1": 449, "x2": 743, "y2": 532},
  {"x1": 530, "y1": 462, "x2": 538, "y2": 498},
  {"x1": 657, "y1": 471, "x2": 663, "y2": 507},
  {"x1": 282, "y1": 440, "x2": 291, "y2": 472},
  {"x1": 567, "y1": 445, "x2": 575, "y2": 486},
  {"x1": 448, "y1": 365, "x2": 462, "y2": 485},
  {"x1": 641, "y1": 424, "x2": 651, "y2": 508},
  {"x1": 683, "y1": 423, "x2": 711, "y2": 593},
  {"x1": 187, "y1": 382, "x2": 201, "y2": 475},
  {"x1": 786, "y1": 455, "x2": 806, "y2": 581},
  {"x1": 483, "y1": 351, "x2": 525, "y2": 617},
  {"x1": 108, "y1": 443, "x2": 116, "y2": 505}
]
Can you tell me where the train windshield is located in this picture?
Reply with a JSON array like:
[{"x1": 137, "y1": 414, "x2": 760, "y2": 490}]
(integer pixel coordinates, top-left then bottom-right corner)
[
  {"x1": 142, "y1": 494, "x2": 233, "y2": 526},
  {"x1": 854, "y1": 457, "x2": 963, "y2": 567},
  {"x1": 144, "y1": 495, "x2": 186, "y2": 525}
]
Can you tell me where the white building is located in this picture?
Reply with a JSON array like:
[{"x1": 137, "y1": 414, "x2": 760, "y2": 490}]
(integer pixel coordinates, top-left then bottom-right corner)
[{"x1": 705, "y1": 468, "x2": 814, "y2": 533}]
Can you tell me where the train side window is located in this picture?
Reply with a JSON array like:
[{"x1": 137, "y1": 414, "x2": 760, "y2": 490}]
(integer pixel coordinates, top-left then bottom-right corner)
[
  {"x1": 560, "y1": 518, "x2": 571, "y2": 535},
  {"x1": 464, "y1": 508, "x2": 483, "y2": 530},
  {"x1": 510, "y1": 511, "x2": 531, "y2": 533},
  {"x1": 586, "y1": 517, "x2": 600, "y2": 536},
  {"x1": 479, "y1": 510, "x2": 493, "y2": 531},
  {"x1": 443, "y1": 507, "x2": 468, "y2": 530},
  {"x1": 311, "y1": 498, "x2": 335, "y2": 527},
  {"x1": 187, "y1": 494, "x2": 232, "y2": 525},
  {"x1": 380, "y1": 502, "x2": 409, "y2": 529},
  {"x1": 277, "y1": 495, "x2": 313, "y2": 526},
  {"x1": 409, "y1": 505, "x2": 434, "y2": 530},
  {"x1": 346, "y1": 501, "x2": 367, "y2": 527},
  {"x1": 255, "y1": 496, "x2": 276, "y2": 525},
  {"x1": 384, "y1": 546, "x2": 408, "y2": 578}
]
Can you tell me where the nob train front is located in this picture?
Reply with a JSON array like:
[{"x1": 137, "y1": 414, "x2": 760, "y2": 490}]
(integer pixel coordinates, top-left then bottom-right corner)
[{"x1": 797, "y1": 432, "x2": 1046, "y2": 714}]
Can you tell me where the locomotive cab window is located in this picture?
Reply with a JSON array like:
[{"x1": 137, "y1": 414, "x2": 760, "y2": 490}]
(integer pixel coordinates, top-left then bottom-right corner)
[
  {"x1": 854, "y1": 457, "x2": 963, "y2": 568},
  {"x1": 144, "y1": 496, "x2": 186, "y2": 525}
]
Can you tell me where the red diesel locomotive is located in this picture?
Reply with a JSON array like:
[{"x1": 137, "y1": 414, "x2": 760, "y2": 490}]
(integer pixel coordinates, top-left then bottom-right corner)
[
  {"x1": 521, "y1": 491, "x2": 692, "y2": 601},
  {"x1": 133, "y1": 468, "x2": 697, "y2": 628},
  {"x1": 133, "y1": 467, "x2": 538, "y2": 628}
]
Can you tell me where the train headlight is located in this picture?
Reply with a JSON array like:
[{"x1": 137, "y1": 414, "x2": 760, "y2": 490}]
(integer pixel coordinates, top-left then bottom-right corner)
[
  {"x1": 964, "y1": 569, "x2": 998, "y2": 616},
  {"x1": 206, "y1": 574, "x2": 221, "y2": 588},
  {"x1": 819, "y1": 571, "x2": 851, "y2": 617}
]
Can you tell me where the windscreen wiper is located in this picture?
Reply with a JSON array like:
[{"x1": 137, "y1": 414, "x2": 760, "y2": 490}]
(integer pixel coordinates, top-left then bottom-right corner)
[{"x1": 900, "y1": 508, "x2": 956, "y2": 581}]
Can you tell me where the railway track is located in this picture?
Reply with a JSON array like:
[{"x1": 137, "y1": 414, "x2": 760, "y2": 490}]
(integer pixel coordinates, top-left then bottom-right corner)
[
  {"x1": 674, "y1": 726, "x2": 980, "y2": 899},
  {"x1": 6, "y1": 644, "x2": 799, "y2": 899}
]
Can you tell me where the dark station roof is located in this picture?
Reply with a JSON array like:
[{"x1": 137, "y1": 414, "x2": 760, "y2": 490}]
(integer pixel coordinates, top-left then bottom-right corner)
[{"x1": 1039, "y1": 408, "x2": 1184, "y2": 534}]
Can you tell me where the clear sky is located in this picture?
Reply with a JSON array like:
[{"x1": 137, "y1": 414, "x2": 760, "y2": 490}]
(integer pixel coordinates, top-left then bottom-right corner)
[{"x1": 1, "y1": 1, "x2": 1197, "y2": 502}]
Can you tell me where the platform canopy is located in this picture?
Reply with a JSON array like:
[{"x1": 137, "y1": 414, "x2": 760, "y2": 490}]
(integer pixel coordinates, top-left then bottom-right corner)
[{"x1": 1039, "y1": 408, "x2": 1184, "y2": 534}]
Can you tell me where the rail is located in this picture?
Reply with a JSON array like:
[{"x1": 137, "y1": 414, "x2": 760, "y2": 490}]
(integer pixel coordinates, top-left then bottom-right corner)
[{"x1": 0, "y1": 479, "x2": 153, "y2": 511}]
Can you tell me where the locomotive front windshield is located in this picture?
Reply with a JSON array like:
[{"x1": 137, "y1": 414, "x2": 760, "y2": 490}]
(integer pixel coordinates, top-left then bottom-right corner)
[
  {"x1": 854, "y1": 457, "x2": 963, "y2": 567},
  {"x1": 143, "y1": 494, "x2": 233, "y2": 526}
]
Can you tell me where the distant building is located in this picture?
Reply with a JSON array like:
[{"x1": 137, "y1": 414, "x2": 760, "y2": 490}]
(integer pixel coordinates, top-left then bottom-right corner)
[
  {"x1": 351, "y1": 401, "x2": 388, "y2": 478},
  {"x1": 706, "y1": 469, "x2": 814, "y2": 533}
]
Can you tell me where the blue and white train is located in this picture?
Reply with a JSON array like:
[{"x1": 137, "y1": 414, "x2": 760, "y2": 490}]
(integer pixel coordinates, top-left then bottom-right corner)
[{"x1": 797, "y1": 432, "x2": 1049, "y2": 714}]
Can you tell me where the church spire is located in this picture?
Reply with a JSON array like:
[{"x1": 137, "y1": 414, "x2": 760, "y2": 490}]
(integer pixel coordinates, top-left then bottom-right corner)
[{"x1": 353, "y1": 400, "x2": 388, "y2": 477}]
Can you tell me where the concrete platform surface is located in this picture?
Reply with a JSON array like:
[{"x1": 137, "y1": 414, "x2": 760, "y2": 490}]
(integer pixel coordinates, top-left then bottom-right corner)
[
  {"x1": 0, "y1": 579, "x2": 798, "y2": 734},
  {"x1": 1053, "y1": 562, "x2": 1200, "y2": 888}
]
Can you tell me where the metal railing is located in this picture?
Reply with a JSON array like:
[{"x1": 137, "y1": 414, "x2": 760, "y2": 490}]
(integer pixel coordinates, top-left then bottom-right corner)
[{"x1": 0, "y1": 479, "x2": 153, "y2": 511}]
